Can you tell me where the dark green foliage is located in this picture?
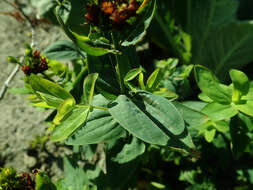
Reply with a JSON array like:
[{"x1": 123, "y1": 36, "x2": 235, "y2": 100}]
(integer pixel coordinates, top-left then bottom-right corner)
[{"x1": 5, "y1": 0, "x2": 253, "y2": 189}]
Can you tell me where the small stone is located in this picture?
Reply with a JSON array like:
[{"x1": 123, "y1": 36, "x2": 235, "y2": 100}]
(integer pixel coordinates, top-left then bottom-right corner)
[{"x1": 24, "y1": 154, "x2": 37, "y2": 168}]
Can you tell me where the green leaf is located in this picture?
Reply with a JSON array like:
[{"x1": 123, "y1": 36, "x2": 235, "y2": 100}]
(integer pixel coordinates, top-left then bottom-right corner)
[
  {"x1": 182, "y1": 101, "x2": 208, "y2": 111},
  {"x1": 204, "y1": 129, "x2": 216, "y2": 143},
  {"x1": 83, "y1": 73, "x2": 98, "y2": 105},
  {"x1": 214, "y1": 120, "x2": 229, "y2": 133},
  {"x1": 146, "y1": 68, "x2": 163, "y2": 91},
  {"x1": 58, "y1": 156, "x2": 89, "y2": 190},
  {"x1": 29, "y1": 74, "x2": 74, "y2": 101},
  {"x1": 66, "y1": 95, "x2": 126, "y2": 145},
  {"x1": 56, "y1": 1, "x2": 71, "y2": 24},
  {"x1": 124, "y1": 68, "x2": 143, "y2": 83},
  {"x1": 55, "y1": 0, "x2": 73, "y2": 40},
  {"x1": 37, "y1": 92, "x2": 64, "y2": 108},
  {"x1": 194, "y1": 65, "x2": 232, "y2": 104},
  {"x1": 71, "y1": 31, "x2": 119, "y2": 56},
  {"x1": 229, "y1": 69, "x2": 249, "y2": 102},
  {"x1": 51, "y1": 107, "x2": 89, "y2": 142},
  {"x1": 109, "y1": 91, "x2": 195, "y2": 151},
  {"x1": 112, "y1": 137, "x2": 145, "y2": 164},
  {"x1": 187, "y1": 0, "x2": 253, "y2": 78},
  {"x1": 53, "y1": 98, "x2": 76, "y2": 125},
  {"x1": 153, "y1": 88, "x2": 178, "y2": 100},
  {"x1": 172, "y1": 101, "x2": 209, "y2": 128},
  {"x1": 201, "y1": 102, "x2": 238, "y2": 121},
  {"x1": 35, "y1": 172, "x2": 56, "y2": 190},
  {"x1": 43, "y1": 40, "x2": 83, "y2": 61},
  {"x1": 30, "y1": 101, "x2": 55, "y2": 109},
  {"x1": 121, "y1": 0, "x2": 157, "y2": 46},
  {"x1": 198, "y1": 93, "x2": 213, "y2": 103},
  {"x1": 124, "y1": 68, "x2": 143, "y2": 91},
  {"x1": 235, "y1": 101, "x2": 253, "y2": 117}
]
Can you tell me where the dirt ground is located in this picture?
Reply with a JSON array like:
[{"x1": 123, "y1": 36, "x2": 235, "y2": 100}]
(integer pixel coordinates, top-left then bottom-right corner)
[{"x1": 0, "y1": 1, "x2": 69, "y2": 180}]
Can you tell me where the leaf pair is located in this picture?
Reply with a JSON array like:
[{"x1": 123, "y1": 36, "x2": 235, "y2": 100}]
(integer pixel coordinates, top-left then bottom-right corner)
[
  {"x1": 195, "y1": 65, "x2": 253, "y2": 117},
  {"x1": 28, "y1": 73, "x2": 100, "y2": 142},
  {"x1": 51, "y1": 73, "x2": 99, "y2": 142}
]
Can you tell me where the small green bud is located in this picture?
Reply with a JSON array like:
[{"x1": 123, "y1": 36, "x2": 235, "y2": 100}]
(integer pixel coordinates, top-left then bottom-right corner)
[
  {"x1": 7, "y1": 56, "x2": 18, "y2": 64},
  {"x1": 25, "y1": 48, "x2": 32, "y2": 56}
]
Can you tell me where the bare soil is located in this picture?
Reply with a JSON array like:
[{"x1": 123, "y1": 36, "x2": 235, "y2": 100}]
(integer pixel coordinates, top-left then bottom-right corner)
[{"x1": 0, "y1": 1, "x2": 69, "y2": 180}]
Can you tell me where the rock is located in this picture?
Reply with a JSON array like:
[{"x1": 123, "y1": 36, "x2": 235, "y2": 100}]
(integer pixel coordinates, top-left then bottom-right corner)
[{"x1": 24, "y1": 154, "x2": 37, "y2": 169}]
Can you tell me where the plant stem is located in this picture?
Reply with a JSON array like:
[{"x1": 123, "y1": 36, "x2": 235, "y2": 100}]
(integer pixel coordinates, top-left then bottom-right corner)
[
  {"x1": 0, "y1": 65, "x2": 20, "y2": 100},
  {"x1": 111, "y1": 33, "x2": 125, "y2": 94}
]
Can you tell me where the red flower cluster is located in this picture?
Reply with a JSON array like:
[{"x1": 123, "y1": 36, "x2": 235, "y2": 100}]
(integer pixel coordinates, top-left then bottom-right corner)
[
  {"x1": 20, "y1": 173, "x2": 35, "y2": 190},
  {"x1": 85, "y1": 0, "x2": 140, "y2": 28},
  {"x1": 22, "y1": 50, "x2": 48, "y2": 76}
]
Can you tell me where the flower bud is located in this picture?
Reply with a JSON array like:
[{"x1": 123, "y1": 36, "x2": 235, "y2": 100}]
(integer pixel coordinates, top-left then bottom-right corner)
[{"x1": 7, "y1": 56, "x2": 18, "y2": 64}]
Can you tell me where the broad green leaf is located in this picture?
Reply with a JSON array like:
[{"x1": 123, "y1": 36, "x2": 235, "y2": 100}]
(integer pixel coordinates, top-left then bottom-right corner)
[
  {"x1": 229, "y1": 69, "x2": 249, "y2": 102},
  {"x1": 121, "y1": 0, "x2": 157, "y2": 46},
  {"x1": 242, "y1": 81, "x2": 253, "y2": 101},
  {"x1": 198, "y1": 93, "x2": 213, "y2": 103},
  {"x1": 172, "y1": 101, "x2": 209, "y2": 128},
  {"x1": 29, "y1": 74, "x2": 74, "y2": 101},
  {"x1": 182, "y1": 101, "x2": 208, "y2": 111},
  {"x1": 71, "y1": 31, "x2": 119, "y2": 56},
  {"x1": 51, "y1": 107, "x2": 89, "y2": 142},
  {"x1": 57, "y1": 157, "x2": 89, "y2": 190},
  {"x1": 235, "y1": 101, "x2": 253, "y2": 117},
  {"x1": 111, "y1": 137, "x2": 145, "y2": 164},
  {"x1": 83, "y1": 73, "x2": 98, "y2": 105},
  {"x1": 43, "y1": 40, "x2": 82, "y2": 61},
  {"x1": 137, "y1": 91, "x2": 185, "y2": 136},
  {"x1": 109, "y1": 91, "x2": 195, "y2": 151},
  {"x1": 186, "y1": 0, "x2": 253, "y2": 78},
  {"x1": 53, "y1": 98, "x2": 76, "y2": 125},
  {"x1": 204, "y1": 129, "x2": 216, "y2": 143},
  {"x1": 214, "y1": 120, "x2": 229, "y2": 133},
  {"x1": 201, "y1": 102, "x2": 238, "y2": 121},
  {"x1": 35, "y1": 172, "x2": 56, "y2": 190},
  {"x1": 66, "y1": 95, "x2": 126, "y2": 145},
  {"x1": 146, "y1": 68, "x2": 163, "y2": 91},
  {"x1": 238, "y1": 113, "x2": 253, "y2": 132},
  {"x1": 194, "y1": 65, "x2": 232, "y2": 104}
]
